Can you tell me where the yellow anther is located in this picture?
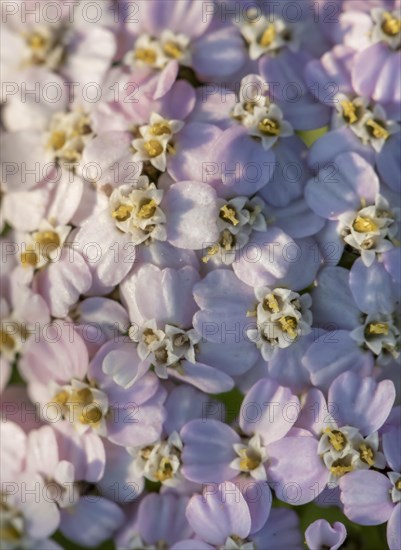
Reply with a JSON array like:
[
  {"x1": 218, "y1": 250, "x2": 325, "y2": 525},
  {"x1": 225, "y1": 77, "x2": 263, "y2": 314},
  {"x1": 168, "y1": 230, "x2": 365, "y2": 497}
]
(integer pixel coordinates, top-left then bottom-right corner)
[
  {"x1": 366, "y1": 119, "x2": 390, "y2": 140},
  {"x1": 353, "y1": 216, "x2": 379, "y2": 233},
  {"x1": 259, "y1": 24, "x2": 276, "y2": 47},
  {"x1": 112, "y1": 204, "x2": 133, "y2": 222},
  {"x1": 34, "y1": 230, "x2": 60, "y2": 249},
  {"x1": 201, "y1": 244, "x2": 220, "y2": 263},
  {"x1": 367, "y1": 322, "x2": 389, "y2": 335},
  {"x1": 258, "y1": 117, "x2": 281, "y2": 136},
  {"x1": 143, "y1": 329, "x2": 159, "y2": 345},
  {"x1": 143, "y1": 140, "x2": 164, "y2": 158},
  {"x1": 278, "y1": 316, "x2": 297, "y2": 338},
  {"x1": 396, "y1": 478, "x2": 401, "y2": 491},
  {"x1": 163, "y1": 41, "x2": 183, "y2": 59},
  {"x1": 49, "y1": 130, "x2": 66, "y2": 151},
  {"x1": 238, "y1": 449, "x2": 261, "y2": 472},
  {"x1": 20, "y1": 247, "x2": 38, "y2": 268},
  {"x1": 0, "y1": 524, "x2": 21, "y2": 542},
  {"x1": 156, "y1": 458, "x2": 174, "y2": 481},
  {"x1": 79, "y1": 404, "x2": 102, "y2": 425},
  {"x1": 26, "y1": 32, "x2": 47, "y2": 51},
  {"x1": 137, "y1": 199, "x2": 157, "y2": 219},
  {"x1": 53, "y1": 390, "x2": 70, "y2": 406},
  {"x1": 149, "y1": 122, "x2": 171, "y2": 136},
  {"x1": 263, "y1": 293, "x2": 280, "y2": 313},
  {"x1": 69, "y1": 387, "x2": 93, "y2": 406},
  {"x1": 330, "y1": 464, "x2": 354, "y2": 477},
  {"x1": 0, "y1": 330, "x2": 16, "y2": 351},
  {"x1": 341, "y1": 100, "x2": 358, "y2": 124},
  {"x1": 382, "y1": 12, "x2": 401, "y2": 36},
  {"x1": 359, "y1": 444, "x2": 375, "y2": 466},
  {"x1": 220, "y1": 204, "x2": 240, "y2": 226},
  {"x1": 324, "y1": 428, "x2": 346, "y2": 452},
  {"x1": 135, "y1": 48, "x2": 157, "y2": 65}
]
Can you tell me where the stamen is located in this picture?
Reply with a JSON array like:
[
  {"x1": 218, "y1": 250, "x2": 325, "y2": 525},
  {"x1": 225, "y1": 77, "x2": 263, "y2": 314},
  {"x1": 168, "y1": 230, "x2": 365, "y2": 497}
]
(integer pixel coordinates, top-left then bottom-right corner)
[
  {"x1": 238, "y1": 449, "x2": 261, "y2": 471},
  {"x1": 79, "y1": 404, "x2": 102, "y2": 425},
  {"x1": 143, "y1": 329, "x2": 159, "y2": 345},
  {"x1": 53, "y1": 390, "x2": 70, "y2": 406},
  {"x1": 34, "y1": 231, "x2": 60, "y2": 248},
  {"x1": 353, "y1": 216, "x2": 379, "y2": 233},
  {"x1": 48, "y1": 130, "x2": 66, "y2": 151},
  {"x1": 0, "y1": 331, "x2": 16, "y2": 351},
  {"x1": 149, "y1": 122, "x2": 171, "y2": 136},
  {"x1": 258, "y1": 118, "x2": 281, "y2": 136},
  {"x1": 26, "y1": 32, "x2": 47, "y2": 50},
  {"x1": 201, "y1": 244, "x2": 220, "y2": 263},
  {"x1": 341, "y1": 100, "x2": 358, "y2": 124},
  {"x1": 263, "y1": 293, "x2": 280, "y2": 313},
  {"x1": 366, "y1": 120, "x2": 390, "y2": 140},
  {"x1": 156, "y1": 457, "x2": 174, "y2": 481},
  {"x1": 382, "y1": 12, "x2": 401, "y2": 36},
  {"x1": 20, "y1": 247, "x2": 38, "y2": 268},
  {"x1": 359, "y1": 444, "x2": 375, "y2": 466},
  {"x1": 140, "y1": 446, "x2": 154, "y2": 460},
  {"x1": 258, "y1": 25, "x2": 276, "y2": 47},
  {"x1": 137, "y1": 199, "x2": 157, "y2": 219},
  {"x1": 219, "y1": 229, "x2": 236, "y2": 251},
  {"x1": 112, "y1": 204, "x2": 133, "y2": 222},
  {"x1": 219, "y1": 204, "x2": 240, "y2": 226},
  {"x1": 367, "y1": 322, "x2": 389, "y2": 335},
  {"x1": 330, "y1": 464, "x2": 354, "y2": 476},
  {"x1": 278, "y1": 316, "x2": 297, "y2": 338},
  {"x1": 163, "y1": 41, "x2": 183, "y2": 59},
  {"x1": 324, "y1": 428, "x2": 346, "y2": 452},
  {"x1": 173, "y1": 334, "x2": 188, "y2": 347},
  {"x1": 143, "y1": 140, "x2": 164, "y2": 158},
  {"x1": 135, "y1": 48, "x2": 157, "y2": 65}
]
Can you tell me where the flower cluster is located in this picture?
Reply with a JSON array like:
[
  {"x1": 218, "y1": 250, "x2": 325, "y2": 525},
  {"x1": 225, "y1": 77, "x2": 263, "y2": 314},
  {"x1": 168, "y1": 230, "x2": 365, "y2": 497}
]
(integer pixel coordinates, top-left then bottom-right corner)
[{"x1": 0, "y1": 1, "x2": 400, "y2": 549}]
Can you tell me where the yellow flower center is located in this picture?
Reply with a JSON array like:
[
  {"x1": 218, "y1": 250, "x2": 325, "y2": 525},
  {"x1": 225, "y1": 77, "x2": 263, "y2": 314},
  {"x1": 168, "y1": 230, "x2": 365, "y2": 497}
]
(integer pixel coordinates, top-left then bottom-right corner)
[
  {"x1": 359, "y1": 444, "x2": 375, "y2": 466},
  {"x1": 34, "y1": 231, "x2": 60, "y2": 249},
  {"x1": 137, "y1": 199, "x2": 157, "y2": 219},
  {"x1": 112, "y1": 204, "x2": 133, "y2": 222},
  {"x1": 367, "y1": 322, "x2": 389, "y2": 335},
  {"x1": 143, "y1": 329, "x2": 160, "y2": 345},
  {"x1": 48, "y1": 130, "x2": 66, "y2": 151},
  {"x1": 219, "y1": 204, "x2": 240, "y2": 226},
  {"x1": 26, "y1": 31, "x2": 48, "y2": 51},
  {"x1": 324, "y1": 428, "x2": 347, "y2": 452},
  {"x1": 263, "y1": 293, "x2": 280, "y2": 313},
  {"x1": 366, "y1": 119, "x2": 390, "y2": 140},
  {"x1": 330, "y1": 464, "x2": 354, "y2": 477},
  {"x1": 353, "y1": 216, "x2": 379, "y2": 233},
  {"x1": 258, "y1": 25, "x2": 276, "y2": 47},
  {"x1": 201, "y1": 243, "x2": 220, "y2": 263},
  {"x1": 20, "y1": 246, "x2": 38, "y2": 268},
  {"x1": 163, "y1": 41, "x2": 183, "y2": 59},
  {"x1": 53, "y1": 387, "x2": 103, "y2": 425},
  {"x1": 382, "y1": 12, "x2": 401, "y2": 36},
  {"x1": 156, "y1": 457, "x2": 174, "y2": 481},
  {"x1": 278, "y1": 316, "x2": 297, "y2": 338},
  {"x1": 396, "y1": 478, "x2": 401, "y2": 491},
  {"x1": 149, "y1": 122, "x2": 171, "y2": 136},
  {"x1": 341, "y1": 100, "x2": 358, "y2": 124},
  {"x1": 143, "y1": 140, "x2": 164, "y2": 158},
  {"x1": 238, "y1": 449, "x2": 261, "y2": 472},
  {"x1": 135, "y1": 48, "x2": 157, "y2": 65},
  {"x1": 258, "y1": 117, "x2": 281, "y2": 136},
  {"x1": 0, "y1": 330, "x2": 16, "y2": 352}
]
